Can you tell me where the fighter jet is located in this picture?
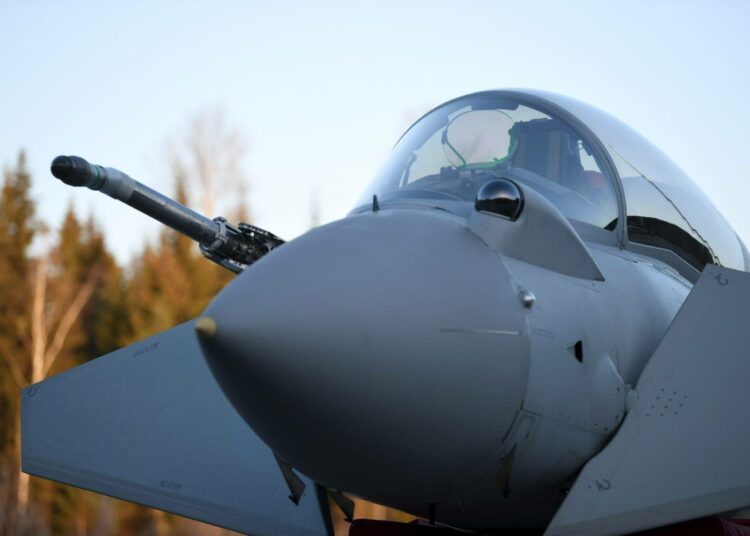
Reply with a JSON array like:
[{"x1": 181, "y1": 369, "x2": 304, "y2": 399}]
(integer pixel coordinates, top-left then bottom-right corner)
[{"x1": 22, "y1": 90, "x2": 750, "y2": 536}]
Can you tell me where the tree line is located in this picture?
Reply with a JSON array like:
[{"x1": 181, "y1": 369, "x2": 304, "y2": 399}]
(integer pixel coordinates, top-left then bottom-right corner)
[
  {"x1": 0, "y1": 111, "x2": 409, "y2": 536},
  {"x1": 0, "y1": 110, "x2": 243, "y2": 535}
]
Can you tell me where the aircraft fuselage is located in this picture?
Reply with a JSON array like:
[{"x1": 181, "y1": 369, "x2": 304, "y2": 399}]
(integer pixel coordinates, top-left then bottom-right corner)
[{"x1": 198, "y1": 202, "x2": 690, "y2": 530}]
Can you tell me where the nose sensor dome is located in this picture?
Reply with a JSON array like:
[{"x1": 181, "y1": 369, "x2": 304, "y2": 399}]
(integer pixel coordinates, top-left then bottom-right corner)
[{"x1": 475, "y1": 178, "x2": 524, "y2": 220}]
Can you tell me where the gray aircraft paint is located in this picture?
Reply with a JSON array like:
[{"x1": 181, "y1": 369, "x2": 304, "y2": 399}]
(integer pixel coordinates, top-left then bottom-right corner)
[
  {"x1": 22, "y1": 89, "x2": 750, "y2": 535},
  {"x1": 196, "y1": 194, "x2": 693, "y2": 529},
  {"x1": 198, "y1": 209, "x2": 530, "y2": 508},
  {"x1": 22, "y1": 321, "x2": 331, "y2": 536},
  {"x1": 546, "y1": 265, "x2": 750, "y2": 535}
]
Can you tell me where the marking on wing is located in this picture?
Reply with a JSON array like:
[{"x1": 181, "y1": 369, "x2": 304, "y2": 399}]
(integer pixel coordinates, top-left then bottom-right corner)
[{"x1": 439, "y1": 328, "x2": 520, "y2": 335}]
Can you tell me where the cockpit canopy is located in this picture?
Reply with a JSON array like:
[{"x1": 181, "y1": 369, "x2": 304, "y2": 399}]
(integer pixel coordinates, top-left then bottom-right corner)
[
  {"x1": 358, "y1": 94, "x2": 619, "y2": 231},
  {"x1": 526, "y1": 90, "x2": 748, "y2": 272},
  {"x1": 357, "y1": 90, "x2": 749, "y2": 273}
]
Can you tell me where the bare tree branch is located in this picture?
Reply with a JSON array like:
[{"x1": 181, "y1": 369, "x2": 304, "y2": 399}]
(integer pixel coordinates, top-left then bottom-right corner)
[
  {"x1": 41, "y1": 269, "x2": 98, "y2": 378},
  {"x1": 177, "y1": 107, "x2": 248, "y2": 217},
  {"x1": 30, "y1": 258, "x2": 48, "y2": 384}
]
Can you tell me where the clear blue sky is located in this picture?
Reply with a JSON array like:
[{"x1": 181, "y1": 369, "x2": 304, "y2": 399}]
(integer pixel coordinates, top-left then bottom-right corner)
[{"x1": 1, "y1": 1, "x2": 749, "y2": 263}]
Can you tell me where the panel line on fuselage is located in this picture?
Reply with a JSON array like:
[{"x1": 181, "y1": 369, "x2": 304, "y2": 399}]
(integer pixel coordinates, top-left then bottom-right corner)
[{"x1": 439, "y1": 328, "x2": 521, "y2": 335}]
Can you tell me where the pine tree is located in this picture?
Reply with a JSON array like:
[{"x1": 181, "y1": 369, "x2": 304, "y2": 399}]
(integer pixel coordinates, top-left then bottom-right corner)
[
  {"x1": 0, "y1": 150, "x2": 37, "y2": 534},
  {"x1": 30, "y1": 208, "x2": 130, "y2": 535},
  {"x1": 0, "y1": 165, "x2": 125, "y2": 534},
  {"x1": 0, "y1": 151, "x2": 36, "y2": 442},
  {"x1": 47, "y1": 208, "x2": 129, "y2": 368}
]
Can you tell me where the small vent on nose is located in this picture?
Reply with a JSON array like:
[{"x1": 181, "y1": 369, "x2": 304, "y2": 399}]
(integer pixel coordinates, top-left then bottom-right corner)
[{"x1": 568, "y1": 340, "x2": 584, "y2": 363}]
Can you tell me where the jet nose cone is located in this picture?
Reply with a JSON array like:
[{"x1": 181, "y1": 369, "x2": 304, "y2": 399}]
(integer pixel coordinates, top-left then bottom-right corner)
[{"x1": 199, "y1": 210, "x2": 529, "y2": 499}]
